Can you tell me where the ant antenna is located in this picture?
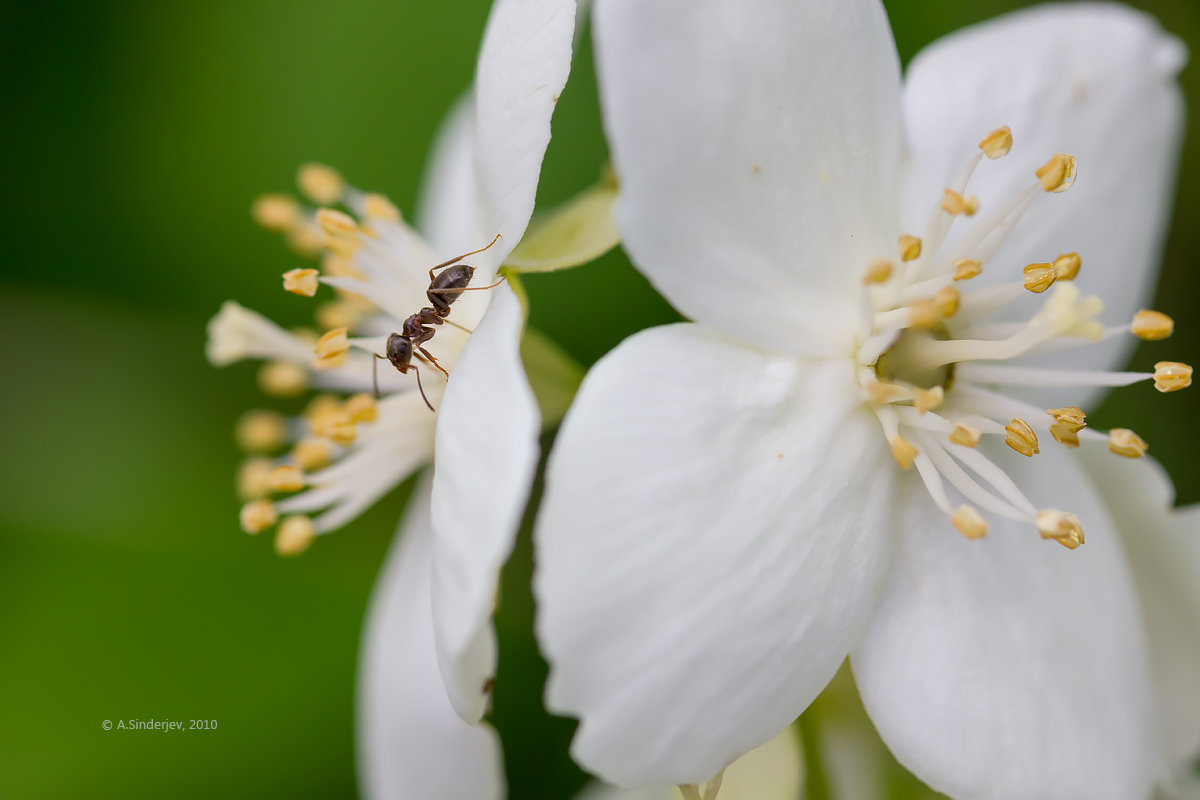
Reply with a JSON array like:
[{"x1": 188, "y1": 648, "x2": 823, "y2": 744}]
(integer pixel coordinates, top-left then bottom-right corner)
[
  {"x1": 428, "y1": 233, "x2": 502, "y2": 273},
  {"x1": 373, "y1": 353, "x2": 436, "y2": 413}
]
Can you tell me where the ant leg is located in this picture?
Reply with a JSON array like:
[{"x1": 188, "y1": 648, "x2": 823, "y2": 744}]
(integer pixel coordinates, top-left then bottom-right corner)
[
  {"x1": 417, "y1": 346, "x2": 450, "y2": 379},
  {"x1": 372, "y1": 353, "x2": 387, "y2": 399},
  {"x1": 427, "y1": 274, "x2": 508, "y2": 305},
  {"x1": 427, "y1": 233, "x2": 503, "y2": 281},
  {"x1": 442, "y1": 318, "x2": 473, "y2": 334},
  {"x1": 409, "y1": 362, "x2": 435, "y2": 413}
]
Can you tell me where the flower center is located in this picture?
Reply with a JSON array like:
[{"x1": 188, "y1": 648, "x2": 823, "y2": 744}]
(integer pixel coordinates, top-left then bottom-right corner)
[{"x1": 852, "y1": 126, "x2": 1191, "y2": 548}]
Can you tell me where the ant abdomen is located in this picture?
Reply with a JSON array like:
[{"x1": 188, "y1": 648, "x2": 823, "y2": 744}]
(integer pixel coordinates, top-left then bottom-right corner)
[{"x1": 428, "y1": 264, "x2": 476, "y2": 315}]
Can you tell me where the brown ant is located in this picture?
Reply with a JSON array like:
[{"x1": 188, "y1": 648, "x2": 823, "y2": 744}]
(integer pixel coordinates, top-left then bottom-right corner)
[{"x1": 373, "y1": 234, "x2": 505, "y2": 412}]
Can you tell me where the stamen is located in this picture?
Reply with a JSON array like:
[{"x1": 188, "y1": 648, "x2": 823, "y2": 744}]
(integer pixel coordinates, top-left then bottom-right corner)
[
  {"x1": 270, "y1": 465, "x2": 306, "y2": 492},
  {"x1": 238, "y1": 458, "x2": 274, "y2": 500},
  {"x1": 283, "y1": 268, "x2": 320, "y2": 297},
  {"x1": 1004, "y1": 418, "x2": 1040, "y2": 456},
  {"x1": 1047, "y1": 406, "x2": 1087, "y2": 433},
  {"x1": 1108, "y1": 428, "x2": 1148, "y2": 458},
  {"x1": 865, "y1": 380, "x2": 906, "y2": 404},
  {"x1": 863, "y1": 259, "x2": 893, "y2": 285},
  {"x1": 917, "y1": 431, "x2": 1036, "y2": 520},
  {"x1": 287, "y1": 225, "x2": 325, "y2": 258},
  {"x1": 942, "y1": 189, "x2": 979, "y2": 217},
  {"x1": 306, "y1": 394, "x2": 343, "y2": 434},
  {"x1": 240, "y1": 499, "x2": 277, "y2": 534},
  {"x1": 275, "y1": 515, "x2": 316, "y2": 556},
  {"x1": 298, "y1": 163, "x2": 344, "y2": 206},
  {"x1": 292, "y1": 438, "x2": 333, "y2": 471},
  {"x1": 1023, "y1": 263, "x2": 1057, "y2": 293},
  {"x1": 316, "y1": 207, "x2": 358, "y2": 238},
  {"x1": 949, "y1": 422, "x2": 982, "y2": 447},
  {"x1": 907, "y1": 299, "x2": 941, "y2": 330},
  {"x1": 934, "y1": 286, "x2": 960, "y2": 318},
  {"x1": 362, "y1": 193, "x2": 401, "y2": 222},
  {"x1": 1049, "y1": 423, "x2": 1080, "y2": 449},
  {"x1": 953, "y1": 258, "x2": 982, "y2": 281},
  {"x1": 258, "y1": 361, "x2": 308, "y2": 397},
  {"x1": 1052, "y1": 252, "x2": 1082, "y2": 281},
  {"x1": 912, "y1": 386, "x2": 944, "y2": 414},
  {"x1": 252, "y1": 194, "x2": 301, "y2": 232},
  {"x1": 1036, "y1": 510, "x2": 1085, "y2": 549},
  {"x1": 979, "y1": 126, "x2": 1013, "y2": 159},
  {"x1": 314, "y1": 327, "x2": 350, "y2": 364},
  {"x1": 890, "y1": 437, "x2": 918, "y2": 471},
  {"x1": 1153, "y1": 361, "x2": 1192, "y2": 392},
  {"x1": 898, "y1": 235, "x2": 923, "y2": 262},
  {"x1": 951, "y1": 505, "x2": 988, "y2": 540},
  {"x1": 344, "y1": 393, "x2": 379, "y2": 423},
  {"x1": 1036, "y1": 154, "x2": 1077, "y2": 193},
  {"x1": 236, "y1": 410, "x2": 287, "y2": 453},
  {"x1": 1131, "y1": 310, "x2": 1174, "y2": 341},
  {"x1": 324, "y1": 412, "x2": 358, "y2": 447}
]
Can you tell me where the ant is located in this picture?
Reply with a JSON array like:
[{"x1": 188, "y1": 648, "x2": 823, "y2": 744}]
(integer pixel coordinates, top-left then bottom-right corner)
[{"x1": 373, "y1": 234, "x2": 505, "y2": 412}]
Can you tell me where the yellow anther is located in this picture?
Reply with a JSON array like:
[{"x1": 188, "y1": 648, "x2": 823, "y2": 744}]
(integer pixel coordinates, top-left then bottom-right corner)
[
  {"x1": 949, "y1": 423, "x2": 981, "y2": 448},
  {"x1": 269, "y1": 464, "x2": 306, "y2": 492},
  {"x1": 322, "y1": 253, "x2": 364, "y2": 280},
  {"x1": 953, "y1": 258, "x2": 982, "y2": 281},
  {"x1": 898, "y1": 235, "x2": 923, "y2": 262},
  {"x1": 286, "y1": 225, "x2": 325, "y2": 258},
  {"x1": 363, "y1": 193, "x2": 401, "y2": 222},
  {"x1": 1154, "y1": 361, "x2": 1193, "y2": 393},
  {"x1": 298, "y1": 163, "x2": 344, "y2": 205},
  {"x1": 324, "y1": 412, "x2": 358, "y2": 446},
  {"x1": 1052, "y1": 252, "x2": 1082, "y2": 281},
  {"x1": 316, "y1": 207, "x2": 358, "y2": 238},
  {"x1": 275, "y1": 515, "x2": 316, "y2": 557},
  {"x1": 315, "y1": 299, "x2": 367, "y2": 331},
  {"x1": 1022, "y1": 263, "x2": 1057, "y2": 293},
  {"x1": 941, "y1": 189, "x2": 980, "y2": 217},
  {"x1": 236, "y1": 410, "x2": 287, "y2": 453},
  {"x1": 1049, "y1": 423, "x2": 1080, "y2": 449},
  {"x1": 314, "y1": 327, "x2": 349, "y2": 362},
  {"x1": 237, "y1": 457, "x2": 274, "y2": 500},
  {"x1": 252, "y1": 194, "x2": 301, "y2": 232},
  {"x1": 292, "y1": 437, "x2": 333, "y2": 471},
  {"x1": 1047, "y1": 407, "x2": 1086, "y2": 433},
  {"x1": 305, "y1": 394, "x2": 342, "y2": 430},
  {"x1": 951, "y1": 506, "x2": 988, "y2": 540},
  {"x1": 907, "y1": 299, "x2": 941, "y2": 330},
  {"x1": 934, "y1": 286, "x2": 961, "y2": 318},
  {"x1": 865, "y1": 381, "x2": 905, "y2": 404},
  {"x1": 1108, "y1": 428, "x2": 1148, "y2": 458},
  {"x1": 344, "y1": 393, "x2": 378, "y2": 423},
  {"x1": 863, "y1": 259, "x2": 893, "y2": 285},
  {"x1": 890, "y1": 437, "x2": 918, "y2": 471},
  {"x1": 282, "y1": 268, "x2": 320, "y2": 297},
  {"x1": 979, "y1": 126, "x2": 1013, "y2": 159},
  {"x1": 1036, "y1": 153, "x2": 1077, "y2": 193},
  {"x1": 1036, "y1": 510, "x2": 1085, "y2": 549},
  {"x1": 1005, "y1": 418, "x2": 1040, "y2": 456},
  {"x1": 912, "y1": 386, "x2": 944, "y2": 414},
  {"x1": 240, "y1": 499, "x2": 278, "y2": 535},
  {"x1": 1131, "y1": 310, "x2": 1174, "y2": 341},
  {"x1": 258, "y1": 360, "x2": 308, "y2": 398}
]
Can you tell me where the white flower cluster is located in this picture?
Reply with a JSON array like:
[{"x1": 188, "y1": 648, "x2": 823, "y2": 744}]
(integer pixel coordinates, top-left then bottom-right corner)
[{"x1": 209, "y1": 1, "x2": 1200, "y2": 799}]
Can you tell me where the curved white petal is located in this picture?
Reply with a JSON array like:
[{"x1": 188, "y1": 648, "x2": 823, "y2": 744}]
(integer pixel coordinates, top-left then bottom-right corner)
[
  {"x1": 418, "y1": 94, "x2": 491, "y2": 262},
  {"x1": 472, "y1": 0, "x2": 576, "y2": 274},
  {"x1": 357, "y1": 475, "x2": 504, "y2": 800},
  {"x1": 1080, "y1": 449, "x2": 1200, "y2": 768},
  {"x1": 853, "y1": 445, "x2": 1159, "y2": 800},
  {"x1": 430, "y1": 285, "x2": 540, "y2": 723},
  {"x1": 594, "y1": 0, "x2": 902, "y2": 357},
  {"x1": 902, "y1": 4, "x2": 1185, "y2": 387},
  {"x1": 535, "y1": 323, "x2": 897, "y2": 786},
  {"x1": 574, "y1": 726, "x2": 803, "y2": 800}
]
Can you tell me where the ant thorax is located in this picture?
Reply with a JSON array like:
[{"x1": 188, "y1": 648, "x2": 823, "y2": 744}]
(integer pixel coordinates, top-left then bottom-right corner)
[{"x1": 849, "y1": 126, "x2": 1189, "y2": 547}]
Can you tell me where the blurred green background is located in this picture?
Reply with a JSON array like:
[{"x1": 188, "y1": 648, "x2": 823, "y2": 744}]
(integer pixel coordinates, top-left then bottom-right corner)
[{"x1": 1, "y1": 1, "x2": 1196, "y2": 798}]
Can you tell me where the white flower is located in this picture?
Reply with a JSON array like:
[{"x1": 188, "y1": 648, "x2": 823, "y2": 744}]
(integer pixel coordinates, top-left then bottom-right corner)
[
  {"x1": 207, "y1": 0, "x2": 576, "y2": 770},
  {"x1": 534, "y1": 2, "x2": 1197, "y2": 798}
]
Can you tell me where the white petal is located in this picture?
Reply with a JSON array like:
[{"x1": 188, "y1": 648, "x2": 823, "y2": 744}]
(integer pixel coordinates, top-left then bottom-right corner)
[
  {"x1": 430, "y1": 285, "x2": 540, "y2": 723},
  {"x1": 535, "y1": 323, "x2": 897, "y2": 785},
  {"x1": 573, "y1": 726, "x2": 804, "y2": 800},
  {"x1": 472, "y1": 0, "x2": 576, "y2": 274},
  {"x1": 1080, "y1": 449, "x2": 1200, "y2": 768},
  {"x1": 357, "y1": 475, "x2": 504, "y2": 800},
  {"x1": 418, "y1": 94, "x2": 491, "y2": 263},
  {"x1": 594, "y1": 0, "x2": 902, "y2": 357},
  {"x1": 902, "y1": 4, "x2": 1185, "y2": 385},
  {"x1": 853, "y1": 445, "x2": 1159, "y2": 800}
]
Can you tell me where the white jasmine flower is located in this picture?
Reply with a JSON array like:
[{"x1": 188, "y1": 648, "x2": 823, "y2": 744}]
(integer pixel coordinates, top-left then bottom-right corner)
[
  {"x1": 534, "y1": 2, "x2": 1197, "y2": 798},
  {"x1": 208, "y1": 0, "x2": 576, "y2": 744}
]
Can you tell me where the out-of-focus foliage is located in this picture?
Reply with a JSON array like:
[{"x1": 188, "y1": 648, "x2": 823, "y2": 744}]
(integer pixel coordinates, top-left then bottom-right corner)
[{"x1": 1, "y1": 1, "x2": 1195, "y2": 797}]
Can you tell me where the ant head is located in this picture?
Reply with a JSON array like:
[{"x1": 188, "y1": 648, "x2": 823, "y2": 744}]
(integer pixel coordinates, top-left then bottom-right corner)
[{"x1": 385, "y1": 332, "x2": 412, "y2": 368}]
